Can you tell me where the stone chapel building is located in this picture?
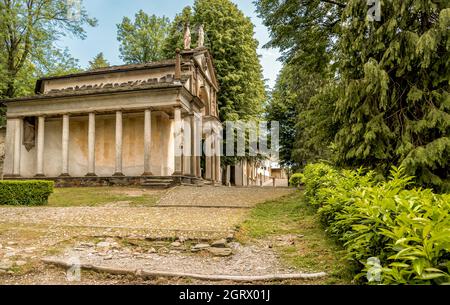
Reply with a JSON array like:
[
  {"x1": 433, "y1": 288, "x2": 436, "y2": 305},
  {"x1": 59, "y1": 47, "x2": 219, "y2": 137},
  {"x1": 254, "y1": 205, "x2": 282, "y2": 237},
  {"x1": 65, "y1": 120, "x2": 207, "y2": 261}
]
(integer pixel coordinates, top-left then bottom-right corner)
[{"x1": 1, "y1": 46, "x2": 223, "y2": 187}]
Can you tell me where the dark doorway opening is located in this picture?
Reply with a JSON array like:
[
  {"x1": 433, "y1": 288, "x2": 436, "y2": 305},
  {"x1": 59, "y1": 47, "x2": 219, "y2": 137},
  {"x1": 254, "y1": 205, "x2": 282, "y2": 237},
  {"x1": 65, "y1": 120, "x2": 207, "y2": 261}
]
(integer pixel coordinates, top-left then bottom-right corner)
[
  {"x1": 200, "y1": 139, "x2": 206, "y2": 179},
  {"x1": 230, "y1": 166, "x2": 236, "y2": 185}
]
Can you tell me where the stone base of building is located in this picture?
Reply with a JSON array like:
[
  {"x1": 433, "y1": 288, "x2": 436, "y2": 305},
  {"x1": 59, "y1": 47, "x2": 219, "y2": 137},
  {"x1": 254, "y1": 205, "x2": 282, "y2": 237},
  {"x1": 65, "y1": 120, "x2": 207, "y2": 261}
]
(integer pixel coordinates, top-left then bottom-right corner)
[{"x1": 3, "y1": 175, "x2": 204, "y2": 188}]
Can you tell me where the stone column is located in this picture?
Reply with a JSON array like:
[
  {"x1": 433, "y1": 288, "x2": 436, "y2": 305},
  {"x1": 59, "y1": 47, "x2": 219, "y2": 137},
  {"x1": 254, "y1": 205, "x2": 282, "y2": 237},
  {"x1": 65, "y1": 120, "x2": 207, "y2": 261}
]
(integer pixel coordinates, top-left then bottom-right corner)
[
  {"x1": 86, "y1": 112, "x2": 96, "y2": 176},
  {"x1": 211, "y1": 132, "x2": 216, "y2": 184},
  {"x1": 196, "y1": 115, "x2": 202, "y2": 178},
  {"x1": 215, "y1": 134, "x2": 221, "y2": 183},
  {"x1": 114, "y1": 111, "x2": 124, "y2": 176},
  {"x1": 187, "y1": 114, "x2": 196, "y2": 177},
  {"x1": 143, "y1": 109, "x2": 153, "y2": 176},
  {"x1": 35, "y1": 116, "x2": 45, "y2": 177},
  {"x1": 205, "y1": 130, "x2": 212, "y2": 180},
  {"x1": 182, "y1": 117, "x2": 190, "y2": 176},
  {"x1": 246, "y1": 160, "x2": 250, "y2": 186},
  {"x1": 172, "y1": 107, "x2": 183, "y2": 176},
  {"x1": 12, "y1": 118, "x2": 22, "y2": 177},
  {"x1": 60, "y1": 114, "x2": 70, "y2": 176}
]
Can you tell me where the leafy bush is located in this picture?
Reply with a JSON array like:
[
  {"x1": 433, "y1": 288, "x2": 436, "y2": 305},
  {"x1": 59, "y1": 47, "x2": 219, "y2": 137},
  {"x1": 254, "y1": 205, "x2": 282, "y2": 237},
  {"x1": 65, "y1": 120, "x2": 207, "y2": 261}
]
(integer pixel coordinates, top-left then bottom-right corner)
[
  {"x1": 289, "y1": 173, "x2": 303, "y2": 187},
  {"x1": 0, "y1": 180, "x2": 54, "y2": 206},
  {"x1": 301, "y1": 163, "x2": 450, "y2": 284}
]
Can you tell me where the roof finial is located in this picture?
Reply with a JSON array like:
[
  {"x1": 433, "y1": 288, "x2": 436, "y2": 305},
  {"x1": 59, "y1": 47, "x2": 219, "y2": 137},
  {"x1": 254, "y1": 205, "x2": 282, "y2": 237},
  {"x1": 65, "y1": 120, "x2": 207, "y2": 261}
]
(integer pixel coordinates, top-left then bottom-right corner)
[
  {"x1": 197, "y1": 24, "x2": 204, "y2": 48},
  {"x1": 183, "y1": 22, "x2": 191, "y2": 50}
]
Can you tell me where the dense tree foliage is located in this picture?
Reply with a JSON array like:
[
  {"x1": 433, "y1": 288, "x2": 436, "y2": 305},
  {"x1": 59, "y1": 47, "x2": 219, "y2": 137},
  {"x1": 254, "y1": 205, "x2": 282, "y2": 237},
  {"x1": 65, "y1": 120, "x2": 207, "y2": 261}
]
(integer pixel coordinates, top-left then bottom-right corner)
[
  {"x1": 165, "y1": 0, "x2": 266, "y2": 121},
  {"x1": 265, "y1": 66, "x2": 298, "y2": 168},
  {"x1": 335, "y1": 1, "x2": 449, "y2": 190},
  {"x1": 256, "y1": 0, "x2": 343, "y2": 68},
  {"x1": 258, "y1": 0, "x2": 449, "y2": 190},
  {"x1": 162, "y1": 6, "x2": 194, "y2": 58},
  {"x1": 116, "y1": 10, "x2": 170, "y2": 64},
  {"x1": 0, "y1": 0, "x2": 95, "y2": 126},
  {"x1": 257, "y1": 0, "x2": 342, "y2": 168},
  {"x1": 0, "y1": 0, "x2": 95, "y2": 99},
  {"x1": 88, "y1": 52, "x2": 110, "y2": 70}
]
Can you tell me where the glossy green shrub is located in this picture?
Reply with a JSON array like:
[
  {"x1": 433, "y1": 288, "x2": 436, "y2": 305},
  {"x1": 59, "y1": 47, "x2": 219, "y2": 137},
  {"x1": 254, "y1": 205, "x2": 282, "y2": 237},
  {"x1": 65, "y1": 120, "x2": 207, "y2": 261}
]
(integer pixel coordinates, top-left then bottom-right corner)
[
  {"x1": 0, "y1": 180, "x2": 54, "y2": 206},
  {"x1": 301, "y1": 163, "x2": 450, "y2": 284},
  {"x1": 289, "y1": 173, "x2": 303, "y2": 187}
]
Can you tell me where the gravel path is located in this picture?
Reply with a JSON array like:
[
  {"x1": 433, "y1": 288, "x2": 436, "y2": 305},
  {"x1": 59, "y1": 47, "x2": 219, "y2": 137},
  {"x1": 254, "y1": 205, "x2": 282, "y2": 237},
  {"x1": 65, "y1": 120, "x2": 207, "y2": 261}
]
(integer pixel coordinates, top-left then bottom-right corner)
[
  {"x1": 0, "y1": 186, "x2": 295, "y2": 284},
  {"x1": 157, "y1": 186, "x2": 293, "y2": 207},
  {"x1": 45, "y1": 240, "x2": 296, "y2": 278},
  {"x1": 0, "y1": 206, "x2": 246, "y2": 237}
]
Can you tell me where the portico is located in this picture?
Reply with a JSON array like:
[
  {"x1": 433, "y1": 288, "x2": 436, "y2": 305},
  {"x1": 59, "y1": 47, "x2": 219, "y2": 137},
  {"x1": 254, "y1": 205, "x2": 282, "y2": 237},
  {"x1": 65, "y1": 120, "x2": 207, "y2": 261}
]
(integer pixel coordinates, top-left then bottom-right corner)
[{"x1": 2, "y1": 47, "x2": 222, "y2": 187}]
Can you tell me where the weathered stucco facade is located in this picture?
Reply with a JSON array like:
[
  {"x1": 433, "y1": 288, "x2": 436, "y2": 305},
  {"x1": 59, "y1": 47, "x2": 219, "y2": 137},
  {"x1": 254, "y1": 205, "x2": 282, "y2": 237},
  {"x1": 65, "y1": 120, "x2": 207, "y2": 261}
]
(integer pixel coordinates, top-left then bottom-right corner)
[{"x1": 2, "y1": 47, "x2": 222, "y2": 186}]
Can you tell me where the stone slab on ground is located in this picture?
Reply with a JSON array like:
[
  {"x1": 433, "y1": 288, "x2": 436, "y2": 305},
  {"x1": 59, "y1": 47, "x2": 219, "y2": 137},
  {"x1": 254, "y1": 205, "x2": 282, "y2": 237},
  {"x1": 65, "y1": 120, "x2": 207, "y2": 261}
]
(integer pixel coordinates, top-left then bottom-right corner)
[{"x1": 43, "y1": 241, "x2": 302, "y2": 278}]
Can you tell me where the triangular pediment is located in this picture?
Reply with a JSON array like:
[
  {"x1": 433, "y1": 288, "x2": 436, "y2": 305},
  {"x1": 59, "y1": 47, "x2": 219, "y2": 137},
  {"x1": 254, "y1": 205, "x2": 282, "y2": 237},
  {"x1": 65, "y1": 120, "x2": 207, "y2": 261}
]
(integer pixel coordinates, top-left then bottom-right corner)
[{"x1": 191, "y1": 48, "x2": 219, "y2": 90}]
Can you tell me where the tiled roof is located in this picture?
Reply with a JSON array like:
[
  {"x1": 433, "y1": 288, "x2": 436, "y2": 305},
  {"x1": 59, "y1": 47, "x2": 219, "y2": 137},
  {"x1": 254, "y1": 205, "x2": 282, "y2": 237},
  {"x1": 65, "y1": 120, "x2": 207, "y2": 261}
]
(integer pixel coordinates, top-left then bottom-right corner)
[{"x1": 38, "y1": 59, "x2": 177, "y2": 81}]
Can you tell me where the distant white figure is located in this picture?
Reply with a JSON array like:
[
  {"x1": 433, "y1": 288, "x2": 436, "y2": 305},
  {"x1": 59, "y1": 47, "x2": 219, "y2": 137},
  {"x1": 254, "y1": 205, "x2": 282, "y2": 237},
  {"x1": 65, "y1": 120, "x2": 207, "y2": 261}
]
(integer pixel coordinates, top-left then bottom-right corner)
[
  {"x1": 184, "y1": 23, "x2": 191, "y2": 50},
  {"x1": 198, "y1": 24, "x2": 205, "y2": 47}
]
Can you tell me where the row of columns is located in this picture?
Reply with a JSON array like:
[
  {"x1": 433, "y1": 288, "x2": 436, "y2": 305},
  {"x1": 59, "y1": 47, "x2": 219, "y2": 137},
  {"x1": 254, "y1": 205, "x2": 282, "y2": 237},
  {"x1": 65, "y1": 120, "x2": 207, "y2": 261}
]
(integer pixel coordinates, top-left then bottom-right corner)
[
  {"x1": 10, "y1": 108, "x2": 220, "y2": 181},
  {"x1": 172, "y1": 107, "x2": 221, "y2": 182},
  {"x1": 30, "y1": 110, "x2": 155, "y2": 177}
]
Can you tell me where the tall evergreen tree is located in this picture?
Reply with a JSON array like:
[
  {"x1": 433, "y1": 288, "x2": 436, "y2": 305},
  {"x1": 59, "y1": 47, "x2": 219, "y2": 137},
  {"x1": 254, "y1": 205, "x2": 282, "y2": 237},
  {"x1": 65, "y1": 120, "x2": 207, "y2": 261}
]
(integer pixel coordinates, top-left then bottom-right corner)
[
  {"x1": 265, "y1": 65, "x2": 299, "y2": 168},
  {"x1": 88, "y1": 52, "x2": 110, "y2": 70},
  {"x1": 335, "y1": 1, "x2": 450, "y2": 190},
  {"x1": 117, "y1": 10, "x2": 170, "y2": 64},
  {"x1": 257, "y1": 0, "x2": 342, "y2": 167},
  {"x1": 256, "y1": 0, "x2": 344, "y2": 71}
]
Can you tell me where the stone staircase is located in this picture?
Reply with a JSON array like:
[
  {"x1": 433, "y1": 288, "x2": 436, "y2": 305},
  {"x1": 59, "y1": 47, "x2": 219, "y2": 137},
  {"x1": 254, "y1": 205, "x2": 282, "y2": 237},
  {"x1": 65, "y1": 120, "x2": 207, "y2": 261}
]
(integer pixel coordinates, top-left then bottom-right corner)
[{"x1": 140, "y1": 177, "x2": 175, "y2": 189}]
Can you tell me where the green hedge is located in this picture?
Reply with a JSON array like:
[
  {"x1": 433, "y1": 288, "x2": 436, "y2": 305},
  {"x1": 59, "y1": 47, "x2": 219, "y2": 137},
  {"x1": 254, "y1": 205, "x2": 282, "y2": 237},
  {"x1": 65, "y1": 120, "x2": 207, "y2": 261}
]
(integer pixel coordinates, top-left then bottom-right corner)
[
  {"x1": 0, "y1": 180, "x2": 54, "y2": 206},
  {"x1": 301, "y1": 163, "x2": 450, "y2": 285},
  {"x1": 289, "y1": 173, "x2": 303, "y2": 187}
]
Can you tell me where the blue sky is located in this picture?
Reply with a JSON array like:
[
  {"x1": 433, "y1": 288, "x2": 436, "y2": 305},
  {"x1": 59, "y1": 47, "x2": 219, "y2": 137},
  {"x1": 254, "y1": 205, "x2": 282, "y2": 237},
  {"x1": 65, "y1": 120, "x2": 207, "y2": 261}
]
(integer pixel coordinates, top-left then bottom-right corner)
[{"x1": 58, "y1": 0, "x2": 282, "y2": 88}]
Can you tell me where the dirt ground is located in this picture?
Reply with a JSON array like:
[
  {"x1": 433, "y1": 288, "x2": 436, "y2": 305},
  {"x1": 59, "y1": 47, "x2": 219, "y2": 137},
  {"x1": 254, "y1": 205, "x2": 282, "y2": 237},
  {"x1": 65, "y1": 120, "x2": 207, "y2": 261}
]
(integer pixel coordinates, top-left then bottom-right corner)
[{"x1": 0, "y1": 185, "x2": 298, "y2": 285}]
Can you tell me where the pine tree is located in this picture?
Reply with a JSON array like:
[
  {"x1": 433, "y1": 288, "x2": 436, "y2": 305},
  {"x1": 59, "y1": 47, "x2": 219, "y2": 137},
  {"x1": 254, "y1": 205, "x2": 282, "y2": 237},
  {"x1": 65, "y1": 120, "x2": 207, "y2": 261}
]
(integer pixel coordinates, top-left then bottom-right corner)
[
  {"x1": 335, "y1": 1, "x2": 450, "y2": 190},
  {"x1": 88, "y1": 52, "x2": 110, "y2": 70}
]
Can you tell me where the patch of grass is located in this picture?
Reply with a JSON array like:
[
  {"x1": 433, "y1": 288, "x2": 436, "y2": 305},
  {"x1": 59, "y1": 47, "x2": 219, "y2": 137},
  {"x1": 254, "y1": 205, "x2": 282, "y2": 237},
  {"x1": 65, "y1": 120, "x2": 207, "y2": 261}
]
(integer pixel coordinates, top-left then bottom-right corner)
[
  {"x1": 238, "y1": 191, "x2": 354, "y2": 284},
  {"x1": 47, "y1": 187, "x2": 161, "y2": 207}
]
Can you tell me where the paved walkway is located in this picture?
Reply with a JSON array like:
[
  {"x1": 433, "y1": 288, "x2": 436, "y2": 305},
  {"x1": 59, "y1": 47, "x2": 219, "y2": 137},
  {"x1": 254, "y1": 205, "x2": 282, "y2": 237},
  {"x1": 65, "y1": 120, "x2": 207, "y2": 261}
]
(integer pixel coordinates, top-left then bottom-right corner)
[
  {"x1": 262, "y1": 178, "x2": 289, "y2": 187},
  {"x1": 157, "y1": 185, "x2": 293, "y2": 208},
  {"x1": 0, "y1": 186, "x2": 295, "y2": 284},
  {"x1": 0, "y1": 186, "x2": 293, "y2": 238}
]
